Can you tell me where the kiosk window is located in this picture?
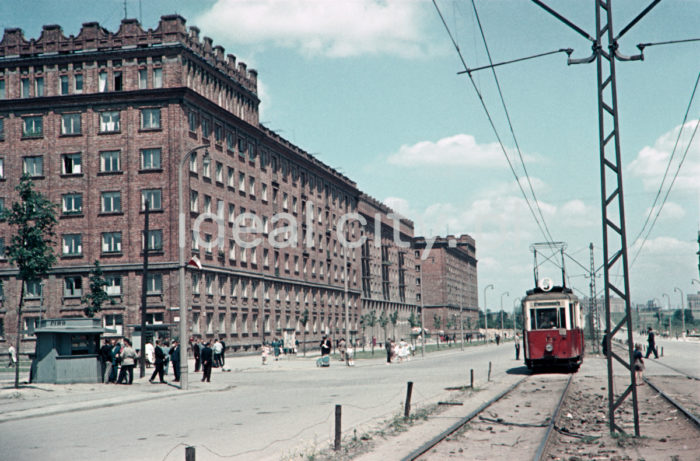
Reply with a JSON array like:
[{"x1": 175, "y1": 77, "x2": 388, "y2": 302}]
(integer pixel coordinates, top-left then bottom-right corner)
[{"x1": 71, "y1": 334, "x2": 91, "y2": 355}]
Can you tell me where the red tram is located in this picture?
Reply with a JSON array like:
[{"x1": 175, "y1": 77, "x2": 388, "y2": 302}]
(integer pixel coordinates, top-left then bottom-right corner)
[{"x1": 520, "y1": 243, "x2": 585, "y2": 371}]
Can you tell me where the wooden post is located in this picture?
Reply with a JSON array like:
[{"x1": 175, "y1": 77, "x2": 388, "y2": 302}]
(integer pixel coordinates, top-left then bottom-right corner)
[
  {"x1": 404, "y1": 381, "x2": 414, "y2": 420},
  {"x1": 185, "y1": 446, "x2": 195, "y2": 461},
  {"x1": 661, "y1": 346, "x2": 664, "y2": 357},
  {"x1": 470, "y1": 368, "x2": 474, "y2": 388},
  {"x1": 488, "y1": 361, "x2": 492, "y2": 382},
  {"x1": 334, "y1": 404, "x2": 342, "y2": 451}
]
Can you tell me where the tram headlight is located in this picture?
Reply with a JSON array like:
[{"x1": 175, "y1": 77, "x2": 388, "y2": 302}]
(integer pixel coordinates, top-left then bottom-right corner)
[{"x1": 545, "y1": 343, "x2": 554, "y2": 352}]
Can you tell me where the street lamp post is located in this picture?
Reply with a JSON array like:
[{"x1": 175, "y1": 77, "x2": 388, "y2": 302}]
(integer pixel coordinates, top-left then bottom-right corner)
[
  {"x1": 178, "y1": 144, "x2": 209, "y2": 390},
  {"x1": 419, "y1": 263, "x2": 425, "y2": 358},
  {"x1": 674, "y1": 286, "x2": 685, "y2": 339},
  {"x1": 483, "y1": 284, "x2": 494, "y2": 342},
  {"x1": 500, "y1": 291, "x2": 509, "y2": 331},
  {"x1": 513, "y1": 297, "x2": 520, "y2": 334}
]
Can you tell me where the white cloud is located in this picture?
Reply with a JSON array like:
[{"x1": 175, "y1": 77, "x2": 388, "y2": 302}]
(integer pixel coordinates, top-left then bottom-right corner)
[
  {"x1": 195, "y1": 0, "x2": 433, "y2": 58},
  {"x1": 643, "y1": 202, "x2": 686, "y2": 222},
  {"x1": 628, "y1": 120, "x2": 700, "y2": 193},
  {"x1": 387, "y1": 134, "x2": 510, "y2": 168}
]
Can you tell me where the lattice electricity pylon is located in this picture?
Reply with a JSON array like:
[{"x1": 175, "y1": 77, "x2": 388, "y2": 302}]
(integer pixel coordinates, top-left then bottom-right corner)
[
  {"x1": 588, "y1": 243, "x2": 600, "y2": 354},
  {"x1": 532, "y1": 0, "x2": 664, "y2": 436}
]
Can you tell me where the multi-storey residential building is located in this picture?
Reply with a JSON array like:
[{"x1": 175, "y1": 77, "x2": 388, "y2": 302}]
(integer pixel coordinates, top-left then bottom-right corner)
[
  {"x1": 0, "y1": 16, "x2": 366, "y2": 352},
  {"x1": 357, "y1": 194, "x2": 417, "y2": 342},
  {"x1": 412, "y1": 235, "x2": 479, "y2": 336}
]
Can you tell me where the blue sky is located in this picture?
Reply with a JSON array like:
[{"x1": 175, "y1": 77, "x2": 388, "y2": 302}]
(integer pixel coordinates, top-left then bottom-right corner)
[{"x1": 3, "y1": 0, "x2": 699, "y2": 309}]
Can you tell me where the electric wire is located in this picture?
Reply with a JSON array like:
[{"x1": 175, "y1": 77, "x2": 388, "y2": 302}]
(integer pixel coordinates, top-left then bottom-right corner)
[
  {"x1": 630, "y1": 71, "x2": 700, "y2": 268},
  {"x1": 431, "y1": 0, "x2": 555, "y2": 247},
  {"x1": 469, "y1": 0, "x2": 557, "y2": 246}
]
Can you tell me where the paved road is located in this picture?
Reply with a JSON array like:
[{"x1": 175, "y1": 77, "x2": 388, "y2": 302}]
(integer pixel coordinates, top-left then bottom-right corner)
[{"x1": 0, "y1": 342, "x2": 518, "y2": 461}]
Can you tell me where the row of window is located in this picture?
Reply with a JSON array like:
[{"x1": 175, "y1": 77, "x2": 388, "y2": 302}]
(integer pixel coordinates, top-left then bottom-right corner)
[
  {"x1": 1, "y1": 108, "x2": 161, "y2": 139},
  {"x1": 0, "y1": 64, "x2": 163, "y2": 99},
  {"x1": 16, "y1": 273, "x2": 161, "y2": 299},
  {"x1": 54, "y1": 230, "x2": 163, "y2": 257}
]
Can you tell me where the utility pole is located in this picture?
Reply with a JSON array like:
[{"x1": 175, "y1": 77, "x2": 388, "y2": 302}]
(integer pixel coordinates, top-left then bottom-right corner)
[
  {"x1": 531, "y1": 0, "x2": 664, "y2": 437},
  {"x1": 589, "y1": 243, "x2": 600, "y2": 353},
  {"x1": 343, "y1": 246, "x2": 350, "y2": 363},
  {"x1": 140, "y1": 200, "x2": 150, "y2": 378}
]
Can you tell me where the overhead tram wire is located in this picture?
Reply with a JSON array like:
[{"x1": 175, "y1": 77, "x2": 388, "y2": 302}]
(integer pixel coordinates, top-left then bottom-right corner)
[
  {"x1": 432, "y1": 0, "x2": 554, "y2": 248},
  {"x1": 630, "y1": 71, "x2": 700, "y2": 256},
  {"x1": 469, "y1": 0, "x2": 557, "y2": 247}
]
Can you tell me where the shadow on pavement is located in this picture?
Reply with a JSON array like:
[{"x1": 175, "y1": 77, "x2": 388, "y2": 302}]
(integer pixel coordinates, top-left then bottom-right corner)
[{"x1": 505, "y1": 366, "x2": 531, "y2": 375}]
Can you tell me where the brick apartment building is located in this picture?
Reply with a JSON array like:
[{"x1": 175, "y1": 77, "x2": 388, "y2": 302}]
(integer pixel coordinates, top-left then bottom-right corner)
[
  {"x1": 413, "y1": 235, "x2": 479, "y2": 336},
  {"x1": 358, "y1": 194, "x2": 417, "y2": 342},
  {"x1": 0, "y1": 16, "x2": 477, "y2": 353}
]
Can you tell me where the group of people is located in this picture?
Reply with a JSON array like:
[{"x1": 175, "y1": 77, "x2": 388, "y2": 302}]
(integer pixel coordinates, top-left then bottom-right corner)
[
  {"x1": 191, "y1": 337, "x2": 228, "y2": 382},
  {"x1": 384, "y1": 338, "x2": 412, "y2": 364},
  {"x1": 99, "y1": 338, "x2": 181, "y2": 385}
]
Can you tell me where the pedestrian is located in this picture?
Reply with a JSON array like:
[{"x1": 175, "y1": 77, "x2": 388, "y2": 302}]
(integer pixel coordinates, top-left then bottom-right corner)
[
  {"x1": 220, "y1": 338, "x2": 226, "y2": 366},
  {"x1": 645, "y1": 327, "x2": 659, "y2": 359},
  {"x1": 145, "y1": 340, "x2": 155, "y2": 368},
  {"x1": 200, "y1": 341, "x2": 213, "y2": 382},
  {"x1": 262, "y1": 342, "x2": 271, "y2": 365},
  {"x1": 161, "y1": 341, "x2": 170, "y2": 376},
  {"x1": 633, "y1": 343, "x2": 644, "y2": 385},
  {"x1": 273, "y1": 337, "x2": 281, "y2": 361},
  {"x1": 149, "y1": 339, "x2": 166, "y2": 383},
  {"x1": 192, "y1": 337, "x2": 201, "y2": 372},
  {"x1": 495, "y1": 334, "x2": 501, "y2": 346},
  {"x1": 169, "y1": 340, "x2": 180, "y2": 382},
  {"x1": 117, "y1": 339, "x2": 137, "y2": 385},
  {"x1": 100, "y1": 338, "x2": 113, "y2": 383},
  {"x1": 385, "y1": 338, "x2": 392, "y2": 364},
  {"x1": 7, "y1": 344, "x2": 17, "y2": 368},
  {"x1": 320, "y1": 335, "x2": 331, "y2": 356},
  {"x1": 514, "y1": 334, "x2": 521, "y2": 360},
  {"x1": 338, "y1": 338, "x2": 346, "y2": 362},
  {"x1": 213, "y1": 338, "x2": 223, "y2": 367},
  {"x1": 110, "y1": 339, "x2": 122, "y2": 383},
  {"x1": 346, "y1": 341, "x2": 354, "y2": 366}
]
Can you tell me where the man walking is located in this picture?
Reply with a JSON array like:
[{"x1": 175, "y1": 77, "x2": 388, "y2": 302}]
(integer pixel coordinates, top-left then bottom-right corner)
[
  {"x1": 200, "y1": 342, "x2": 213, "y2": 382},
  {"x1": 213, "y1": 338, "x2": 223, "y2": 368},
  {"x1": 514, "y1": 333, "x2": 521, "y2": 360},
  {"x1": 100, "y1": 339, "x2": 113, "y2": 383},
  {"x1": 7, "y1": 344, "x2": 17, "y2": 368},
  {"x1": 169, "y1": 340, "x2": 180, "y2": 382},
  {"x1": 149, "y1": 339, "x2": 166, "y2": 383},
  {"x1": 645, "y1": 327, "x2": 659, "y2": 359},
  {"x1": 192, "y1": 337, "x2": 201, "y2": 372}
]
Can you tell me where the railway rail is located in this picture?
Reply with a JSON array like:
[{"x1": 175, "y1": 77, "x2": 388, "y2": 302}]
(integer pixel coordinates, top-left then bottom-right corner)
[{"x1": 402, "y1": 374, "x2": 574, "y2": 461}]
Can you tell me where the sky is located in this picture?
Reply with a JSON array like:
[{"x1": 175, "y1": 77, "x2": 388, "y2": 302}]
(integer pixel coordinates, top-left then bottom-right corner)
[{"x1": 2, "y1": 0, "x2": 699, "y2": 310}]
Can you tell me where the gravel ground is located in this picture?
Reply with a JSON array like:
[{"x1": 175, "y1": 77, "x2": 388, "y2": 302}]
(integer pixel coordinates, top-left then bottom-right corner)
[{"x1": 546, "y1": 375, "x2": 700, "y2": 461}]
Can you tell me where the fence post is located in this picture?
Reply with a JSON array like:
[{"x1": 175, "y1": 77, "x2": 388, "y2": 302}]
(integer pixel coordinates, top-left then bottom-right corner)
[
  {"x1": 470, "y1": 368, "x2": 474, "y2": 388},
  {"x1": 334, "y1": 404, "x2": 342, "y2": 451},
  {"x1": 404, "y1": 381, "x2": 414, "y2": 420},
  {"x1": 661, "y1": 346, "x2": 664, "y2": 357},
  {"x1": 185, "y1": 446, "x2": 195, "y2": 461},
  {"x1": 488, "y1": 361, "x2": 492, "y2": 382}
]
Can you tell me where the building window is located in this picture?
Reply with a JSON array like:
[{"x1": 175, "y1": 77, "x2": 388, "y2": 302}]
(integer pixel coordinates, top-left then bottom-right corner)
[
  {"x1": 202, "y1": 154, "x2": 211, "y2": 178},
  {"x1": 140, "y1": 148, "x2": 161, "y2": 170},
  {"x1": 62, "y1": 234, "x2": 83, "y2": 256},
  {"x1": 103, "y1": 314, "x2": 123, "y2": 335},
  {"x1": 34, "y1": 77, "x2": 44, "y2": 97},
  {"x1": 0, "y1": 157, "x2": 5, "y2": 179},
  {"x1": 204, "y1": 195, "x2": 211, "y2": 214},
  {"x1": 0, "y1": 237, "x2": 5, "y2": 260},
  {"x1": 0, "y1": 79, "x2": 5, "y2": 99},
  {"x1": 153, "y1": 68, "x2": 163, "y2": 88},
  {"x1": 141, "y1": 189, "x2": 162, "y2": 211},
  {"x1": 22, "y1": 116, "x2": 43, "y2": 137},
  {"x1": 61, "y1": 193, "x2": 82, "y2": 214},
  {"x1": 192, "y1": 230, "x2": 199, "y2": 251},
  {"x1": 215, "y1": 162, "x2": 223, "y2": 183},
  {"x1": 215, "y1": 125, "x2": 223, "y2": 144},
  {"x1": 102, "y1": 232, "x2": 122, "y2": 254},
  {"x1": 25, "y1": 280, "x2": 42, "y2": 298},
  {"x1": 262, "y1": 183, "x2": 268, "y2": 202},
  {"x1": 100, "y1": 151, "x2": 120, "y2": 172},
  {"x1": 238, "y1": 173, "x2": 245, "y2": 193},
  {"x1": 189, "y1": 153, "x2": 198, "y2": 173},
  {"x1": 101, "y1": 191, "x2": 122, "y2": 213},
  {"x1": 61, "y1": 153, "x2": 82, "y2": 175},
  {"x1": 146, "y1": 274, "x2": 162, "y2": 294},
  {"x1": 21, "y1": 78, "x2": 30, "y2": 98},
  {"x1": 192, "y1": 273, "x2": 201, "y2": 294},
  {"x1": 99, "y1": 111, "x2": 120, "y2": 133},
  {"x1": 143, "y1": 230, "x2": 163, "y2": 252},
  {"x1": 190, "y1": 190, "x2": 198, "y2": 212},
  {"x1": 113, "y1": 71, "x2": 123, "y2": 91},
  {"x1": 188, "y1": 111, "x2": 198, "y2": 132},
  {"x1": 141, "y1": 108, "x2": 161, "y2": 130},
  {"x1": 64, "y1": 276, "x2": 82, "y2": 297},
  {"x1": 192, "y1": 312, "x2": 200, "y2": 334},
  {"x1": 226, "y1": 132, "x2": 235, "y2": 151},
  {"x1": 227, "y1": 167, "x2": 234, "y2": 187},
  {"x1": 0, "y1": 118, "x2": 4, "y2": 140},
  {"x1": 249, "y1": 177, "x2": 255, "y2": 196},
  {"x1": 22, "y1": 156, "x2": 43, "y2": 177},
  {"x1": 205, "y1": 274, "x2": 214, "y2": 295},
  {"x1": 60, "y1": 114, "x2": 81, "y2": 135},
  {"x1": 138, "y1": 69, "x2": 148, "y2": 89},
  {"x1": 98, "y1": 71, "x2": 108, "y2": 92},
  {"x1": 201, "y1": 118, "x2": 210, "y2": 138},
  {"x1": 74, "y1": 74, "x2": 83, "y2": 93},
  {"x1": 60, "y1": 75, "x2": 69, "y2": 95},
  {"x1": 228, "y1": 204, "x2": 235, "y2": 224}
]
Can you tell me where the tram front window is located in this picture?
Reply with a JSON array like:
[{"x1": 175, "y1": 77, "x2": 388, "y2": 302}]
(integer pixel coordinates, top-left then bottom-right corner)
[{"x1": 532, "y1": 308, "x2": 558, "y2": 329}]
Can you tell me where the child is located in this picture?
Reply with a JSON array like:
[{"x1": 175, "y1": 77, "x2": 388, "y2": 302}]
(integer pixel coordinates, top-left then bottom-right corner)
[{"x1": 262, "y1": 344, "x2": 271, "y2": 365}]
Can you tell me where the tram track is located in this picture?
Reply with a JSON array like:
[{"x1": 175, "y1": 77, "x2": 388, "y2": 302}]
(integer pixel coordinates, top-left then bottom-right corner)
[{"x1": 403, "y1": 373, "x2": 574, "y2": 461}]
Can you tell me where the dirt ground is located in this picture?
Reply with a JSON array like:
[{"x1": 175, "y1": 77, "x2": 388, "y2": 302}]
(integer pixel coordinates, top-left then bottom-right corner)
[{"x1": 546, "y1": 375, "x2": 700, "y2": 461}]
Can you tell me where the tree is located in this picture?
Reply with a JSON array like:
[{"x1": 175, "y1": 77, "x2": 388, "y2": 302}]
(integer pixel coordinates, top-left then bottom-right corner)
[
  {"x1": 82, "y1": 261, "x2": 114, "y2": 317},
  {"x1": 433, "y1": 314, "x2": 442, "y2": 349},
  {"x1": 1, "y1": 175, "x2": 58, "y2": 388},
  {"x1": 389, "y1": 310, "x2": 399, "y2": 339},
  {"x1": 378, "y1": 310, "x2": 389, "y2": 341},
  {"x1": 365, "y1": 310, "x2": 377, "y2": 356},
  {"x1": 673, "y1": 309, "x2": 694, "y2": 325},
  {"x1": 408, "y1": 312, "x2": 420, "y2": 329},
  {"x1": 300, "y1": 308, "x2": 309, "y2": 356}
]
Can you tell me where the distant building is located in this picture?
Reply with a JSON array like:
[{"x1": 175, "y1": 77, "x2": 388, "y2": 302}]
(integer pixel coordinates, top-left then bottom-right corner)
[{"x1": 412, "y1": 235, "x2": 478, "y2": 336}]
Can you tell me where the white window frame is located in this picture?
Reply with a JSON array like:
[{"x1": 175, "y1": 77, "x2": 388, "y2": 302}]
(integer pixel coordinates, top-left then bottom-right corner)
[{"x1": 102, "y1": 232, "x2": 122, "y2": 254}]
